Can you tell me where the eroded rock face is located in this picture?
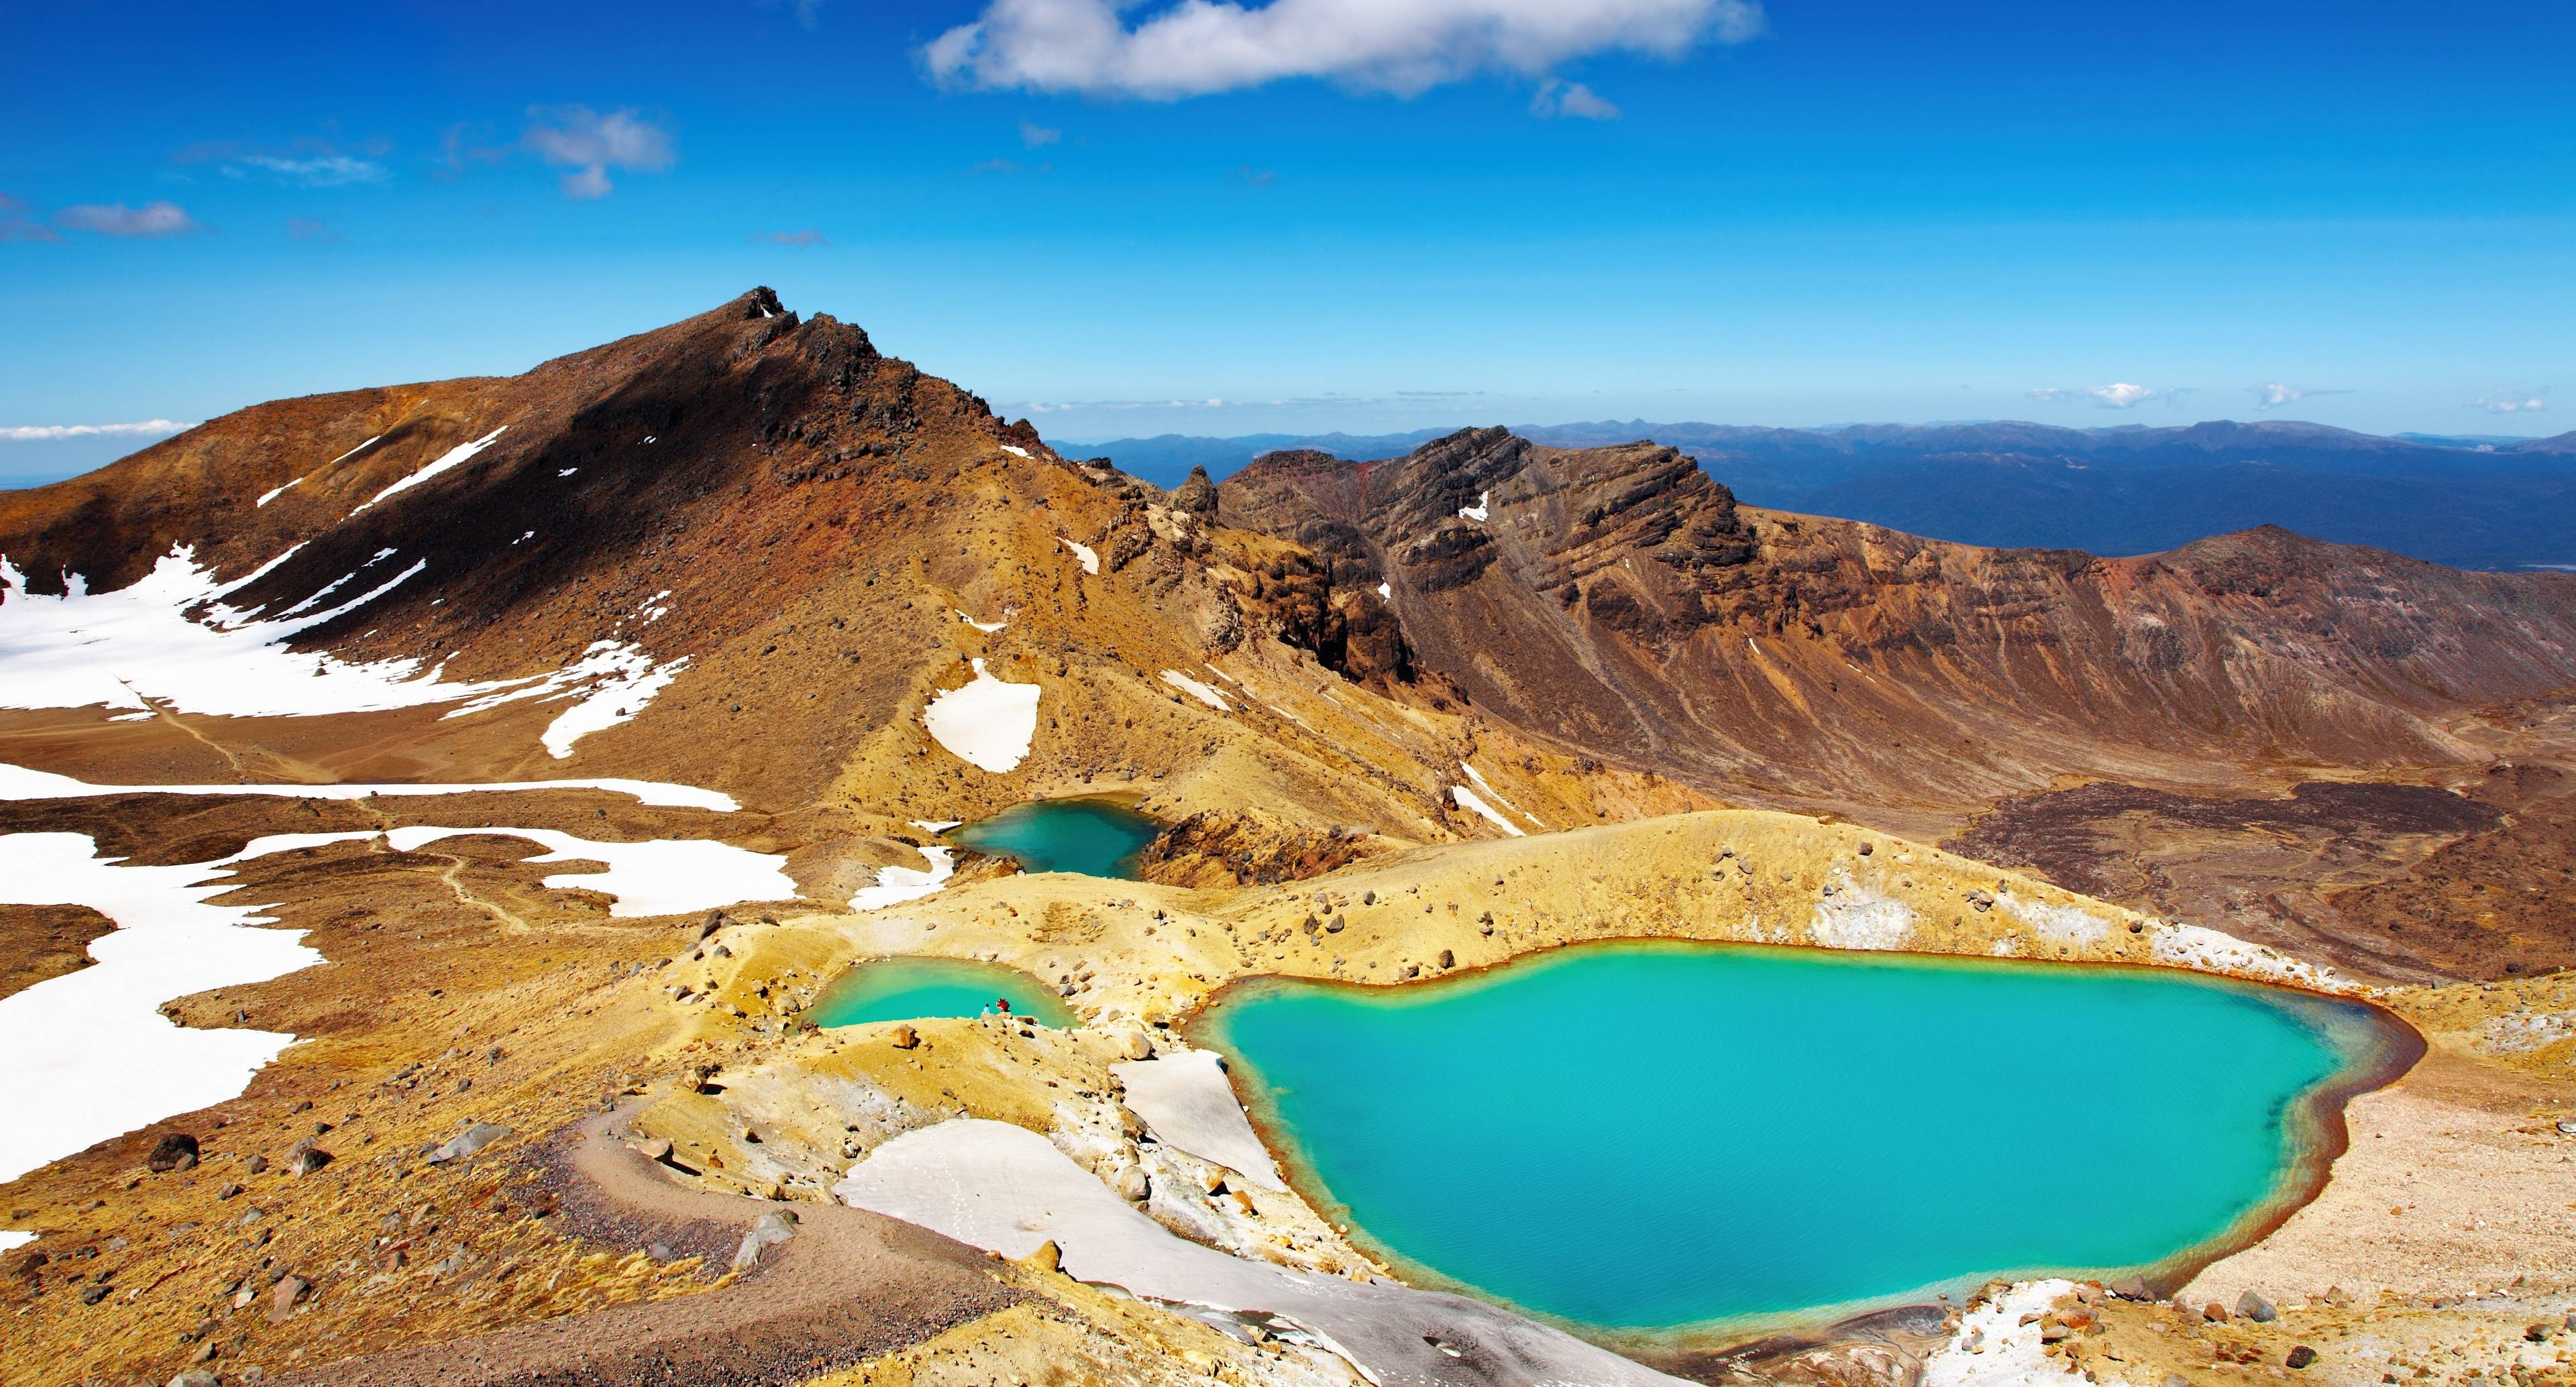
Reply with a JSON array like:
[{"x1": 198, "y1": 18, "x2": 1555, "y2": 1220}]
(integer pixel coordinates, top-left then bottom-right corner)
[
  {"x1": 1220, "y1": 427, "x2": 2576, "y2": 812},
  {"x1": 1130, "y1": 810, "x2": 1384, "y2": 887}
]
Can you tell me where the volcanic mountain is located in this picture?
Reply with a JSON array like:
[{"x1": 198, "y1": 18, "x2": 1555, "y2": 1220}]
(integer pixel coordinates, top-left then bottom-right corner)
[
  {"x1": 0, "y1": 290, "x2": 1698, "y2": 881},
  {"x1": 1219, "y1": 428, "x2": 2576, "y2": 811}
]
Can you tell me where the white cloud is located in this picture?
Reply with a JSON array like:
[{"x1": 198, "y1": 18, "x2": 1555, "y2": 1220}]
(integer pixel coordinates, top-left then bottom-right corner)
[
  {"x1": 523, "y1": 107, "x2": 676, "y2": 199},
  {"x1": 2471, "y1": 390, "x2": 2546, "y2": 414},
  {"x1": 56, "y1": 202, "x2": 197, "y2": 237},
  {"x1": 1532, "y1": 77, "x2": 1620, "y2": 119},
  {"x1": 1020, "y1": 120, "x2": 1063, "y2": 147},
  {"x1": 0, "y1": 420, "x2": 195, "y2": 443},
  {"x1": 2249, "y1": 382, "x2": 2351, "y2": 410},
  {"x1": 236, "y1": 154, "x2": 387, "y2": 186},
  {"x1": 922, "y1": 0, "x2": 1762, "y2": 100},
  {"x1": 2027, "y1": 383, "x2": 2188, "y2": 409}
]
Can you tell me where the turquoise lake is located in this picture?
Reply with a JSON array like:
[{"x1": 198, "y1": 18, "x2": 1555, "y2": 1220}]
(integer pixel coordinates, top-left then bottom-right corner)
[
  {"x1": 1199, "y1": 941, "x2": 2397, "y2": 1335},
  {"x1": 811, "y1": 957, "x2": 1076, "y2": 1029},
  {"x1": 947, "y1": 797, "x2": 1159, "y2": 879}
]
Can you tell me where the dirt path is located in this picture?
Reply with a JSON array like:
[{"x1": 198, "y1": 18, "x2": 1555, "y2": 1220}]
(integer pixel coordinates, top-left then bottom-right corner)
[{"x1": 274, "y1": 1110, "x2": 1023, "y2": 1386}]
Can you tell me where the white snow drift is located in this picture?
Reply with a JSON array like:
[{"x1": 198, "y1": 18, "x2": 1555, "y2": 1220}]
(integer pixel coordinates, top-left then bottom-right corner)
[
  {"x1": 0, "y1": 831, "x2": 345, "y2": 1184},
  {"x1": 851, "y1": 842, "x2": 957, "y2": 911},
  {"x1": 0, "y1": 761, "x2": 739, "y2": 812},
  {"x1": 922, "y1": 658, "x2": 1040, "y2": 772},
  {"x1": 379, "y1": 826, "x2": 796, "y2": 918},
  {"x1": 350, "y1": 426, "x2": 506, "y2": 514},
  {"x1": 1450, "y1": 783, "x2": 1523, "y2": 836},
  {"x1": 1159, "y1": 669, "x2": 1231, "y2": 712},
  {"x1": 0, "y1": 820, "x2": 795, "y2": 1190},
  {"x1": 0, "y1": 545, "x2": 691, "y2": 755},
  {"x1": 1110, "y1": 1049, "x2": 1283, "y2": 1190}
]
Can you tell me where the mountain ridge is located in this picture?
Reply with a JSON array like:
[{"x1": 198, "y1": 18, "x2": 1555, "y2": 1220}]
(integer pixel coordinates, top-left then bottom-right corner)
[{"x1": 1078, "y1": 419, "x2": 2576, "y2": 569}]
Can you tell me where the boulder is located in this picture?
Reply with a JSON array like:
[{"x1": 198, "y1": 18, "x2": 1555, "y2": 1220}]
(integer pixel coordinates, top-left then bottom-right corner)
[
  {"x1": 267, "y1": 1274, "x2": 310, "y2": 1323},
  {"x1": 427, "y1": 1123, "x2": 511, "y2": 1165},
  {"x1": 1118, "y1": 1029, "x2": 1154, "y2": 1060},
  {"x1": 2286, "y1": 1345, "x2": 2318, "y2": 1369},
  {"x1": 169, "y1": 1372, "x2": 218, "y2": 1387},
  {"x1": 284, "y1": 1138, "x2": 333, "y2": 1176},
  {"x1": 146, "y1": 1132, "x2": 199, "y2": 1173},
  {"x1": 1436, "y1": 949, "x2": 1455, "y2": 969},
  {"x1": 1116, "y1": 1164, "x2": 1150, "y2": 1201},
  {"x1": 731, "y1": 1209, "x2": 798, "y2": 1270},
  {"x1": 2237, "y1": 1289, "x2": 2277, "y2": 1322},
  {"x1": 888, "y1": 1024, "x2": 919, "y2": 1050}
]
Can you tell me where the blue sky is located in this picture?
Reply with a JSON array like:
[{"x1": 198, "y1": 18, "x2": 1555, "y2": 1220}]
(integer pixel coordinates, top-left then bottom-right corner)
[{"x1": 4, "y1": 0, "x2": 2571, "y2": 478}]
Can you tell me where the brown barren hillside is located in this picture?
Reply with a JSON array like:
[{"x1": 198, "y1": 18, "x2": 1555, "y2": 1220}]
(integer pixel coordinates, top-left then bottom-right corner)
[
  {"x1": 0, "y1": 292, "x2": 1697, "y2": 865},
  {"x1": 1219, "y1": 427, "x2": 2576, "y2": 820}
]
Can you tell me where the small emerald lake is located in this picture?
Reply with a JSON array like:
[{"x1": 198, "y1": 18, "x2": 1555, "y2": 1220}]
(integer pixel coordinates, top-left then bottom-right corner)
[
  {"x1": 946, "y1": 797, "x2": 1159, "y2": 879},
  {"x1": 812, "y1": 958, "x2": 1075, "y2": 1029},
  {"x1": 1197, "y1": 941, "x2": 2409, "y2": 1337}
]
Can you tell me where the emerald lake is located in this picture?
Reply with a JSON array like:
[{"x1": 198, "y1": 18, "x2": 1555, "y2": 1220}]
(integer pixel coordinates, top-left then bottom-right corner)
[
  {"x1": 1197, "y1": 941, "x2": 2405, "y2": 1337},
  {"x1": 947, "y1": 797, "x2": 1159, "y2": 879},
  {"x1": 812, "y1": 957, "x2": 1076, "y2": 1029}
]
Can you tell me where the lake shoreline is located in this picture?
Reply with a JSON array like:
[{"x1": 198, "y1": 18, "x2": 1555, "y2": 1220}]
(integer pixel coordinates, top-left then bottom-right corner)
[{"x1": 1185, "y1": 936, "x2": 2426, "y2": 1361}]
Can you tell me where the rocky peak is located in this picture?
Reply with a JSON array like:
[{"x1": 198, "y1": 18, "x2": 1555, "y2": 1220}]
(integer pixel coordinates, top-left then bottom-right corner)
[{"x1": 1171, "y1": 465, "x2": 1220, "y2": 516}]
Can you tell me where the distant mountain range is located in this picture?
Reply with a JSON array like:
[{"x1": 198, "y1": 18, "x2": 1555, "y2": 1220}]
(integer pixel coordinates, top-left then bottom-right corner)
[{"x1": 1071, "y1": 420, "x2": 2576, "y2": 570}]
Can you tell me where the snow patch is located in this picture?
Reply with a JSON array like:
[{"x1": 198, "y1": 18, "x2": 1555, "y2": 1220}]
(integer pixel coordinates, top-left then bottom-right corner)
[
  {"x1": 835, "y1": 1119, "x2": 1675, "y2": 1386},
  {"x1": 380, "y1": 826, "x2": 795, "y2": 918},
  {"x1": 0, "y1": 545, "x2": 492, "y2": 716},
  {"x1": 1450, "y1": 784, "x2": 1524, "y2": 836},
  {"x1": 256, "y1": 433, "x2": 383, "y2": 507},
  {"x1": 852, "y1": 842, "x2": 955, "y2": 911},
  {"x1": 1458, "y1": 490, "x2": 1489, "y2": 522},
  {"x1": 1376, "y1": 581, "x2": 1391, "y2": 600},
  {"x1": 0, "y1": 762, "x2": 738, "y2": 812},
  {"x1": 1921, "y1": 1280, "x2": 2089, "y2": 1387},
  {"x1": 1160, "y1": 669, "x2": 1231, "y2": 712},
  {"x1": 352, "y1": 426, "x2": 506, "y2": 514},
  {"x1": 922, "y1": 657, "x2": 1040, "y2": 773},
  {"x1": 0, "y1": 830, "x2": 382, "y2": 1182},
  {"x1": 1058, "y1": 537, "x2": 1099, "y2": 574},
  {"x1": 1459, "y1": 761, "x2": 1542, "y2": 828},
  {"x1": 955, "y1": 608, "x2": 1008, "y2": 633},
  {"x1": 1112, "y1": 1049, "x2": 1284, "y2": 1190},
  {"x1": 1, "y1": 545, "x2": 687, "y2": 746},
  {"x1": 1808, "y1": 871, "x2": 1916, "y2": 950},
  {"x1": 254, "y1": 478, "x2": 301, "y2": 507},
  {"x1": 999, "y1": 443, "x2": 1031, "y2": 458},
  {"x1": 535, "y1": 646, "x2": 687, "y2": 759}
]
